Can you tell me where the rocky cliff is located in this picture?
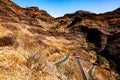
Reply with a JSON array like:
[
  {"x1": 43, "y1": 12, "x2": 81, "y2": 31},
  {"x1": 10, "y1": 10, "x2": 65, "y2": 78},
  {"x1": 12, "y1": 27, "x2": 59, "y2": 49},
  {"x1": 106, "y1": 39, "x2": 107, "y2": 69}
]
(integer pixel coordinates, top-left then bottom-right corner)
[
  {"x1": 57, "y1": 8, "x2": 120, "y2": 76},
  {"x1": 0, "y1": 0, "x2": 120, "y2": 80}
]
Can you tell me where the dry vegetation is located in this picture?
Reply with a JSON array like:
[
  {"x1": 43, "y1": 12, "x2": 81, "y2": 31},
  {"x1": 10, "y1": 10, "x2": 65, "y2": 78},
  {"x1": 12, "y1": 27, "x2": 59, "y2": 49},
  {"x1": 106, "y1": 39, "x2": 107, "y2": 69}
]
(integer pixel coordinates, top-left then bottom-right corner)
[
  {"x1": 0, "y1": 0, "x2": 119, "y2": 80},
  {"x1": 0, "y1": 21, "x2": 118, "y2": 80}
]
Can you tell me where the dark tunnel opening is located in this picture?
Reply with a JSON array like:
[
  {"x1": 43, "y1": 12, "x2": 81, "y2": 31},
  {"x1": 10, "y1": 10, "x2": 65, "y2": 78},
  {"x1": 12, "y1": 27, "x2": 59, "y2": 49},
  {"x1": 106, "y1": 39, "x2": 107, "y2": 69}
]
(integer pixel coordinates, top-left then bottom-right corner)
[{"x1": 87, "y1": 29, "x2": 102, "y2": 48}]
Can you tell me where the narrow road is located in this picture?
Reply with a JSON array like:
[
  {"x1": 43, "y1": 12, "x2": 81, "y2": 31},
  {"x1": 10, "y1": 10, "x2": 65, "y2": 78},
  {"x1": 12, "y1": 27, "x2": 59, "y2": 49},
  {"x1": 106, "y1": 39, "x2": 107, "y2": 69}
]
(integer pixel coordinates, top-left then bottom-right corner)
[
  {"x1": 53, "y1": 54, "x2": 70, "y2": 65},
  {"x1": 75, "y1": 56, "x2": 87, "y2": 80},
  {"x1": 88, "y1": 62, "x2": 97, "y2": 80}
]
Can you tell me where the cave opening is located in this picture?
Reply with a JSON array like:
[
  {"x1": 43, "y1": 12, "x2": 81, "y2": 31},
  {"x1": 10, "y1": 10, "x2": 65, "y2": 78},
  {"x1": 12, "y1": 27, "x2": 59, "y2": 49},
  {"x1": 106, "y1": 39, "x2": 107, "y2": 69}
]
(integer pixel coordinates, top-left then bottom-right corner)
[{"x1": 87, "y1": 29, "x2": 101, "y2": 47}]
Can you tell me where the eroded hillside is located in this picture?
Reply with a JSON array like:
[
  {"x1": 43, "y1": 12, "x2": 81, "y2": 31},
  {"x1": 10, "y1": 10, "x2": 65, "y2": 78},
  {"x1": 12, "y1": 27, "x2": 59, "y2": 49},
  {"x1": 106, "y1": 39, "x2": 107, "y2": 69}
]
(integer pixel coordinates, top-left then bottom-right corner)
[{"x1": 0, "y1": 0, "x2": 120, "y2": 80}]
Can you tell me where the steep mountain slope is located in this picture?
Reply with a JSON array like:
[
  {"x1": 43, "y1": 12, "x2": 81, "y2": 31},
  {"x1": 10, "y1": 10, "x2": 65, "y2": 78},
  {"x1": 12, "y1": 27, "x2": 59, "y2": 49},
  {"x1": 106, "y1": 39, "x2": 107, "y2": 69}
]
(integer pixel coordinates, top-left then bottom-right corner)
[
  {"x1": 57, "y1": 7, "x2": 120, "y2": 76},
  {"x1": 0, "y1": 0, "x2": 57, "y2": 29},
  {"x1": 0, "y1": 0, "x2": 119, "y2": 80}
]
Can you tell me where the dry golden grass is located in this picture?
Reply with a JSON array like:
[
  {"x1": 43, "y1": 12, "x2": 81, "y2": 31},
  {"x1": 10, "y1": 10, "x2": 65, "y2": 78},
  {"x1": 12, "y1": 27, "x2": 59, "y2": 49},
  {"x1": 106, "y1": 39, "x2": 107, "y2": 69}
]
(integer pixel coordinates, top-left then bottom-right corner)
[
  {"x1": 0, "y1": 49, "x2": 32, "y2": 80},
  {"x1": 0, "y1": 0, "x2": 119, "y2": 79},
  {"x1": 0, "y1": 46, "x2": 68, "y2": 80},
  {"x1": 42, "y1": 36, "x2": 71, "y2": 50},
  {"x1": 0, "y1": 24, "x2": 12, "y2": 37},
  {"x1": 0, "y1": 21, "x2": 118, "y2": 80}
]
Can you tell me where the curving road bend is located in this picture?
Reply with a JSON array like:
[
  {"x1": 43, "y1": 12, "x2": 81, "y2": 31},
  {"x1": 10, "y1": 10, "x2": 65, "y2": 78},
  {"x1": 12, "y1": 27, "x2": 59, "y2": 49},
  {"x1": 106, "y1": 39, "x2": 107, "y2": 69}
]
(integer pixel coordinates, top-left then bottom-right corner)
[
  {"x1": 53, "y1": 54, "x2": 70, "y2": 65},
  {"x1": 75, "y1": 56, "x2": 87, "y2": 80}
]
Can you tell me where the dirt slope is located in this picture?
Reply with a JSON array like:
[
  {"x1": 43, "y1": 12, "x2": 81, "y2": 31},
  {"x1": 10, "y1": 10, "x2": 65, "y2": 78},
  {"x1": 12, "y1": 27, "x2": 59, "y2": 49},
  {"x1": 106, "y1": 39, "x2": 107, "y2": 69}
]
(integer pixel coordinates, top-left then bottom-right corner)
[{"x1": 0, "y1": 0, "x2": 120, "y2": 80}]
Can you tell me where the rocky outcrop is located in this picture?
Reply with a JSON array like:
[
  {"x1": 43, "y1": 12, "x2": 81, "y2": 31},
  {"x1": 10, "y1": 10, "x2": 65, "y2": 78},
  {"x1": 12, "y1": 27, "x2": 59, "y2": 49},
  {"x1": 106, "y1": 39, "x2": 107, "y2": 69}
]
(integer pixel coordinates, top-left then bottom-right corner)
[
  {"x1": 100, "y1": 33, "x2": 120, "y2": 74},
  {"x1": 58, "y1": 7, "x2": 120, "y2": 75},
  {"x1": 64, "y1": 10, "x2": 96, "y2": 19},
  {"x1": 0, "y1": 0, "x2": 120, "y2": 79},
  {"x1": 0, "y1": 0, "x2": 56, "y2": 26}
]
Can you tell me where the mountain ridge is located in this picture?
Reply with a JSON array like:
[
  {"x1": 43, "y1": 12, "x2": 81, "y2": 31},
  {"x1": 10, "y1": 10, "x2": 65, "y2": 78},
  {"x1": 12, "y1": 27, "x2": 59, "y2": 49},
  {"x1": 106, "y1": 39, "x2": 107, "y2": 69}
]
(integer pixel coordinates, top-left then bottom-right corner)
[{"x1": 0, "y1": 0, "x2": 120, "y2": 80}]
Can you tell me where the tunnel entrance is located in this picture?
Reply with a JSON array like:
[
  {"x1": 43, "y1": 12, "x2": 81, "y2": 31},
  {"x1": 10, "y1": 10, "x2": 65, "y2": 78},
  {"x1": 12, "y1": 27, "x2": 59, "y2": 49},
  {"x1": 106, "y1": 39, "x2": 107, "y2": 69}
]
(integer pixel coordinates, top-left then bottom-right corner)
[{"x1": 87, "y1": 29, "x2": 101, "y2": 48}]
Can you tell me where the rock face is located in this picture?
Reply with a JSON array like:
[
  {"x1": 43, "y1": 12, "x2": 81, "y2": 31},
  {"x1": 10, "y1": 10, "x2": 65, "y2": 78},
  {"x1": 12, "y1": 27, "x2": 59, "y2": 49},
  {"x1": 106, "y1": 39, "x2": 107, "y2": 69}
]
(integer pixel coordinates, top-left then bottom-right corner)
[
  {"x1": 0, "y1": 0, "x2": 120, "y2": 80},
  {"x1": 58, "y1": 7, "x2": 120, "y2": 75},
  {"x1": 0, "y1": 0, "x2": 56, "y2": 28}
]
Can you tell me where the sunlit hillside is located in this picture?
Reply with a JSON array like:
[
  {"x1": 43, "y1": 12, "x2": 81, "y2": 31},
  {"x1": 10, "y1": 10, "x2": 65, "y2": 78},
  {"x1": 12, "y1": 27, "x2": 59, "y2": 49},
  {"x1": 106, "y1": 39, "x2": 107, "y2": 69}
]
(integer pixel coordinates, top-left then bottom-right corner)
[{"x1": 0, "y1": 0, "x2": 120, "y2": 80}]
